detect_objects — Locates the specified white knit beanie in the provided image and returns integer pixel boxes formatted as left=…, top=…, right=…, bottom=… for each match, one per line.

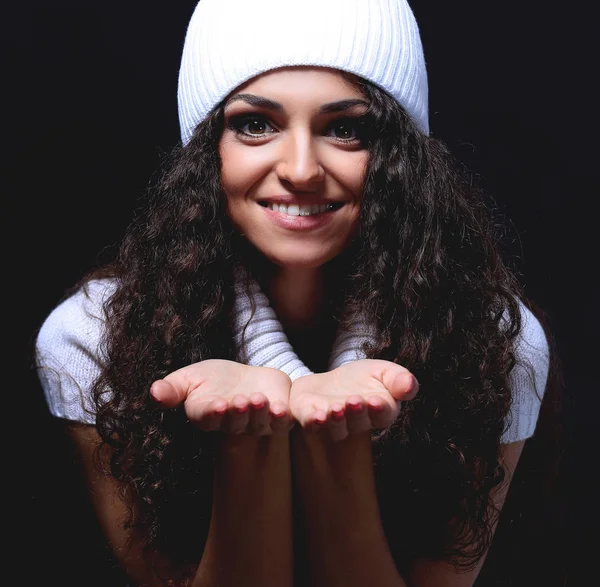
left=177, top=0, right=429, bottom=145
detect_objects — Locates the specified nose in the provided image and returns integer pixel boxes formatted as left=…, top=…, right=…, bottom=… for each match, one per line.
left=274, top=130, right=325, bottom=188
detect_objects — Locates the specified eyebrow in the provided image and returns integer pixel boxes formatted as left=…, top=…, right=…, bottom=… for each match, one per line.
left=224, top=94, right=369, bottom=114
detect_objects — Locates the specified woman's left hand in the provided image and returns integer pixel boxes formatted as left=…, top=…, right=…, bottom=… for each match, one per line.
left=289, top=359, right=419, bottom=441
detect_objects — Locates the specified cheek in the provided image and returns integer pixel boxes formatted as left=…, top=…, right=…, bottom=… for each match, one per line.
left=220, top=143, right=271, bottom=198
left=351, top=163, right=367, bottom=195
left=322, top=148, right=368, bottom=195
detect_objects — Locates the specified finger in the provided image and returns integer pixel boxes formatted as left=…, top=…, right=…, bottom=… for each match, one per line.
left=344, top=396, right=372, bottom=435
left=380, top=365, right=419, bottom=402
left=269, top=401, right=294, bottom=434
left=248, top=393, right=271, bottom=435
left=299, top=407, right=328, bottom=432
left=152, top=365, right=213, bottom=407
left=325, top=405, right=349, bottom=442
left=330, top=403, right=345, bottom=421
left=195, top=399, right=228, bottom=431
left=182, top=395, right=228, bottom=422
left=224, top=395, right=251, bottom=434
left=150, top=379, right=188, bottom=408
left=365, top=395, right=397, bottom=429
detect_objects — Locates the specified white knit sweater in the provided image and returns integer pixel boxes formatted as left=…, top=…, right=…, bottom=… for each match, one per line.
left=35, top=277, right=549, bottom=443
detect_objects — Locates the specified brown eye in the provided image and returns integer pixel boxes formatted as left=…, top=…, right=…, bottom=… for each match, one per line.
left=332, top=122, right=357, bottom=140
left=327, top=117, right=366, bottom=143
left=227, top=114, right=276, bottom=139
left=247, top=119, right=268, bottom=134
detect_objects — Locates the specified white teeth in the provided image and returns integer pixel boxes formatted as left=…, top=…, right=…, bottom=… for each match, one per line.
left=265, top=202, right=340, bottom=216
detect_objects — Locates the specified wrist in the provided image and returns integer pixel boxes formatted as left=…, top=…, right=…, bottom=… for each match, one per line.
left=291, top=427, right=374, bottom=485
left=216, top=433, right=291, bottom=475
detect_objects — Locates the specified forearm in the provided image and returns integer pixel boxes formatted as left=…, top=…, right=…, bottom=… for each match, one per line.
left=291, top=429, right=407, bottom=587
left=193, top=434, right=293, bottom=587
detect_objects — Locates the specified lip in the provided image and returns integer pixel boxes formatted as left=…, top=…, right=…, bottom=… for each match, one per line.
left=259, top=202, right=341, bottom=231
left=257, top=196, right=341, bottom=206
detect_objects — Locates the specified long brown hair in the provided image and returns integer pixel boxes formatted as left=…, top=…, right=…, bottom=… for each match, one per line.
left=78, top=73, right=565, bottom=582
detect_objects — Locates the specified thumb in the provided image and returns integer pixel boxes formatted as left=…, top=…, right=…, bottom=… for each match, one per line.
left=150, top=378, right=190, bottom=408
left=380, top=363, right=419, bottom=402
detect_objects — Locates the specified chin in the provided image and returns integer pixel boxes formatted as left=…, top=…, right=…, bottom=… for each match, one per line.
left=262, top=249, right=341, bottom=270
left=270, top=256, right=331, bottom=270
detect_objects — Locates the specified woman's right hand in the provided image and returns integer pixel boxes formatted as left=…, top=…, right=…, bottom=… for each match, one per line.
left=149, top=359, right=293, bottom=435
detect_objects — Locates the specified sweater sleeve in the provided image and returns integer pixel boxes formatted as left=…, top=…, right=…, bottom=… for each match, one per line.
left=500, top=301, right=550, bottom=443
left=328, top=301, right=550, bottom=444
left=34, top=279, right=117, bottom=424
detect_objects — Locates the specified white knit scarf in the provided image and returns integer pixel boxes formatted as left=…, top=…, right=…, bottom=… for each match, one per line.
left=232, top=270, right=376, bottom=380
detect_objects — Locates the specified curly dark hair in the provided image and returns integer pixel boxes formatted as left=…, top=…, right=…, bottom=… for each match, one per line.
left=79, top=72, right=564, bottom=582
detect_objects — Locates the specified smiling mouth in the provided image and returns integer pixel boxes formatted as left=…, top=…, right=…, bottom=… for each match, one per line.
left=258, top=201, right=344, bottom=216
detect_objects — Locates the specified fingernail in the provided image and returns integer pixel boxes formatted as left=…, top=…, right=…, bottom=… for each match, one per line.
left=368, top=402, right=384, bottom=412
left=409, top=375, right=419, bottom=394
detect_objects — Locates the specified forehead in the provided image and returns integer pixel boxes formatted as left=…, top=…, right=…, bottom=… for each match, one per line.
left=225, top=66, right=366, bottom=107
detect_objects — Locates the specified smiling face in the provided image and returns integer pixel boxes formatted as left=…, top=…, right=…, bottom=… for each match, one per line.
left=219, top=67, right=369, bottom=270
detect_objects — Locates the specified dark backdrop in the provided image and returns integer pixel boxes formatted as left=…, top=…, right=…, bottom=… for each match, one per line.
left=8, top=1, right=596, bottom=585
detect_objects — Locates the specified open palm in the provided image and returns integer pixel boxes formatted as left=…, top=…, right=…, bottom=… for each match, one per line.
left=150, top=359, right=293, bottom=435
left=289, top=359, right=418, bottom=441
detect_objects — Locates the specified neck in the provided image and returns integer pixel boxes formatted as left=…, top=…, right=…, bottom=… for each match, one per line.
left=267, top=266, right=326, bottom=332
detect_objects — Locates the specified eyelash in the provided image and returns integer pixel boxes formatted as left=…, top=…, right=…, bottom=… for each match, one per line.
left=226, top=114, right=366, bottom=144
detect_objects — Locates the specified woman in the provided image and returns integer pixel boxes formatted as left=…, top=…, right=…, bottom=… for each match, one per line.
left=34, top=1, right=563, bottom=586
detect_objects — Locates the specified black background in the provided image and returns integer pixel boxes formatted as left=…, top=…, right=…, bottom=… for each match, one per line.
left=7, top=1, right=597, bottom=585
